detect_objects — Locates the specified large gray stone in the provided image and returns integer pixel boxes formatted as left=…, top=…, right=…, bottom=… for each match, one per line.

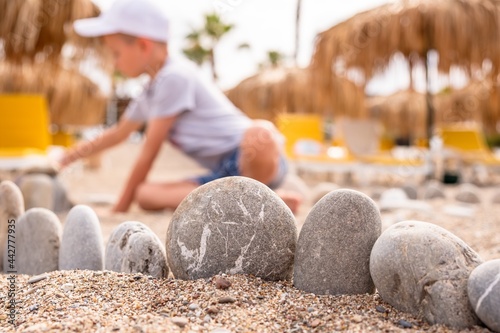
left=17, top=174, right=54, bottom=210
left=370, top=221, right=483, bottom=328
left=0, top=181, right=25, bottom=273
left=468, top=259, right=500, bottom=332
left=106, top=221, right=168, bottom=278
left=294, top=189, right=381, bottom=295
left=59, top=205, right=104, bottom=271
left=455, top=183, right=481, bottom=204
left=16, top=208, right=62, bottom=275
left=166, top=176, right=297, bottom=281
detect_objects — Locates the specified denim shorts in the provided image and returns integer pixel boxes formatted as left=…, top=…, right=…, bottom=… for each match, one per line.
left=194, top=148, right=288, bottom=189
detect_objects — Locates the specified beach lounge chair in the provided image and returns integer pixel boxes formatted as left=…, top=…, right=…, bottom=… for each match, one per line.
left=276, top=113, right=357, bottom=177
left=439, top=123, right=500, bottom=166
left=340, top=118, right=431, bottom=183
left=0, top=94, right=53, bottom=170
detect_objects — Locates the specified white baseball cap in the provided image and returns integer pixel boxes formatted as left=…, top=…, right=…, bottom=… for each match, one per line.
left=74, top=0, right=170, bottom=43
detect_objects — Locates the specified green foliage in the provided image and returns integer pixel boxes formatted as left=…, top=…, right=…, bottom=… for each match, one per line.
left=182, top=13, right=233, bottom=81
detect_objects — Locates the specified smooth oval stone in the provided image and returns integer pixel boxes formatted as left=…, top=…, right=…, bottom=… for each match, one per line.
left=294, top=189, right=381, bottom=295
left=455, top=183, right=481, bottom=204
left=16, top=208, right=62, bottom=275
left=0, top=181, right=25, bottom=272
left=400, top=185, right=418, bottom=200
left=468, top=259, right=500, bottom=332
left=370, top=220, right=483, bottom=328
left=52, top=177, right=73, bottom=213
left=166, top=176, right=297, bottom=281
left=59, top=205, right=104, bottom=271
left=106, top=221, right=168, bottom=278
left=17, top=173, right=54, bottom=210
left=423, top=180, right=446, bottom=200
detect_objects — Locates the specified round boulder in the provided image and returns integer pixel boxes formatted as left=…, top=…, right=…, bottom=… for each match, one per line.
left=166, top=176, right=297, bottom=281
left=294, top=189, right=381, bottom=295
left=370, top=220, right=483, bottom=328
left=106, top=221, right=168, bottom=278
left=59, top=205, right=104, bottom=271
left=468, top=259, right=500, bottom=332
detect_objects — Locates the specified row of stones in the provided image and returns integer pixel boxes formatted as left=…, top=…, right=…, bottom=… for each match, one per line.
left=1, top=176, right=499, bottom=332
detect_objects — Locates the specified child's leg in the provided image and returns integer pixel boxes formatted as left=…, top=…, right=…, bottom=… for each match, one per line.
left=239, top=120, right=302, bottom=213
left=135, top=180, right=199, bottom=211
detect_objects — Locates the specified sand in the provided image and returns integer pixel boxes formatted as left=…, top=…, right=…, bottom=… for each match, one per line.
left=1, top=140, right=499, bottom=332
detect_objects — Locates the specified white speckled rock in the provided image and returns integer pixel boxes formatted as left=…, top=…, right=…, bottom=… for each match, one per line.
left=370, top=220, right=483, bottom=328
left=166, top=176, right=297, bottom=281
left=455, top=183, right=481, bottom=204
left=59, top=205, right=104, bottom=271
left=16, top=208, right=62, bottom=275
left=0, top=181, right=25, bottom=273
left=17, top=173, right=54, bottom=210
left=106, top=221, right=168, bottom=278
left=294, top=189, right=381, bottom=295
left=468, top=259, right=500, bottom=332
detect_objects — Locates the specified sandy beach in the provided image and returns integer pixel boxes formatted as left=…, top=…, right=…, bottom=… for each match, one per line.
left=1, top=140, right=499, bottom=332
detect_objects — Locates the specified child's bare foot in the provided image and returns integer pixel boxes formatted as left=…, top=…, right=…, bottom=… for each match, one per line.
left=275, top=189, right=303, bottom=214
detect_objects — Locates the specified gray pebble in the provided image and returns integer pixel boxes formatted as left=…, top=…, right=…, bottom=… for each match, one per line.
left=370, top=221, right=482, bottom=328
left=16, top=208, right=62, bottom=275
left=0, top=181, right=24, bottom=272
left=423, top=180, right=446, bottom=200
left=294, top=189, right=381, bottom=295
left=455, top=183, right=481, bottom=204
left=166, top=177, right=297, bottom=281
left=59, top=205, right=104, bottom=271
left=400, top=184, right=418, bottom=200
left=468, top=259, right=500, bottom=332
left=18, top=173, right=54, bottom=210
left=106, top=221, right=168, bottom=278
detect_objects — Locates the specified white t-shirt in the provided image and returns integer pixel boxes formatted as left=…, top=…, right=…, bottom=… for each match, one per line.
left=124, top=57, right=252, bottom=170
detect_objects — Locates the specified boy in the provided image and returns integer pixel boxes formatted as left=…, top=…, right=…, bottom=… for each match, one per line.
left=61, top=0, right=300, bottom=213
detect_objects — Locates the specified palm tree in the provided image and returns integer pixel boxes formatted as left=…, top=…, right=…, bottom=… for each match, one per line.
left=258, top=50, right=285, bottom=70
left=294, top=0, right=302, bottom=65
left=183, top=13, right=233, bottom=82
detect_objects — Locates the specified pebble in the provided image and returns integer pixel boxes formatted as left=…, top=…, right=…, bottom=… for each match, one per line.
left=17, top=173, right=54, bottom=210
left=105, top=221, right=169, bottom=278
left=166, top=177, right=297, bottom=281
left=59, top=205, right=104, bottom=271
left=28, top=273, right=49, bottom=284
left=352, top=315, right=363, bottom=323
left=188, top=303, right=199, bottom=311
left=16, top=208, right=62, bottom=275
left=0, top=181, right=24, bottom=273
left=218, top=296, right=236, bottom=304
left=206, top=306, right=219, bottom=314
left=455, top=183, right=481, bottom=204
left=294, top=189, right=381, bottom=295
left=375, top=305, right=387, bottom=313
left=203, top=315, right=212, bottom=323
left=171, top=316, right=189, bottom=328
left=214, top=277, right=231, bottom=290
left=210, top=329, right=231, bottom=333
left=310, top=319, right=322, bottom=328
left=400, top=184, right=418, bottom=200
left=398, top=319, right=413, bottom=328
left=423, top=180, right=446, bottom=200
left=370, top=220, right=483, bottom=328
left=62, top=283, right=75, bottom=292
left=467, top=259, right=500, bottom=332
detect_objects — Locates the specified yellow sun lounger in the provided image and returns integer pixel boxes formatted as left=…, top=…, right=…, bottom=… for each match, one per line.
left=0, top=94, right=53, bottom=170
left=276, top=113, right=358, bottom=174
left=439, top=124, right=500, bottom=166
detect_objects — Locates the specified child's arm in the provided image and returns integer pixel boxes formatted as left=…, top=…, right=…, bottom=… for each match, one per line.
left=59, top=118, right=143, bottom=168
left=112, top=116, right=176, bottom=212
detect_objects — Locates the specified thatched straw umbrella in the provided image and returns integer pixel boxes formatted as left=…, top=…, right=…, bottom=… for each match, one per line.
left=0, top=0, right=111, bottom=126
left=225, top=67, right=366, bottom=122
left=366, top=81, right=500, bottom=142
left=312, top=0, right=500, bottom=142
